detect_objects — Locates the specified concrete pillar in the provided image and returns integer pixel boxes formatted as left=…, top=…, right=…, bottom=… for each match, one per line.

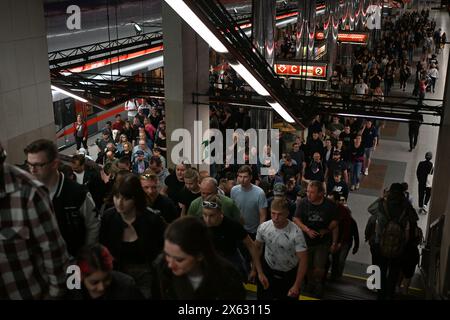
left=162, top=2, right=209, bottom=170
left=252, top=0, right=276, bottom=66
left=426, top=49, right=450, bottom=297
left=0, top=0, right=55, bottom=164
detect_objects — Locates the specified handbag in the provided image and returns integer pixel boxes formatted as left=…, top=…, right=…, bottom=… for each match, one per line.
left=426, top=166, right=434, bottom=188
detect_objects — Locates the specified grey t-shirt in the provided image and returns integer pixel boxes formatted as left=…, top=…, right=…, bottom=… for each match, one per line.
left=231, top=184, right=267, bottom=234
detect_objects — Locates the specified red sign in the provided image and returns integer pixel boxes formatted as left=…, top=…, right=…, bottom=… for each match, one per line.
left=337, top=33, right=368, bottom=44
left=315, top=32, right=368, bottom=44
left=274, top=64, right=327, bottom=79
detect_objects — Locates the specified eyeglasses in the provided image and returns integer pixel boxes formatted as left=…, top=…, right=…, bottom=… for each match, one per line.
left=26, top=160, right=52, bottom=169
left=202, top=201, right=220, bottom=209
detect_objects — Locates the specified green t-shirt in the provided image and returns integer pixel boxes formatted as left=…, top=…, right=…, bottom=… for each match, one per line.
left=187, top=195, right=241, bottom=222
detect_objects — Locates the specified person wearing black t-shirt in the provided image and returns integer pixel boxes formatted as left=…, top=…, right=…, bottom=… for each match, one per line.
left=293, top=181, right=338, bottom=297
left=140, top=173, right=179, bottom=223
left=163, top=163, right=188, bottom=210
left=305, top=132, right=324, bottom=163
left=327, top=171, right=349, bottom=200
left=325, top=150, right=348, bottom=185
left=179, top=168, right=201, bottom=216
left=279, top=154, right=300, bottom=184
left=339, top=125, right=353, bottom=149
left=202, top=195, right=268, bottom=286
left=303, top=152, right=326, bottom=190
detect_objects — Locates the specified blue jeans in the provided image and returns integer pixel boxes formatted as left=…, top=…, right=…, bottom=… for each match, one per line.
left=352, top=162, right=362, bottom=186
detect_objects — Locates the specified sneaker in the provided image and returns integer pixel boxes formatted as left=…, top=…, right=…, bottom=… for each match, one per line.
left=356, top=183, right=360, bottom=190
left=423, top=205, right=428, bottom=213
left=364, top=168, right=369, bottom=176
left=350, top=185, right=355, bottom=191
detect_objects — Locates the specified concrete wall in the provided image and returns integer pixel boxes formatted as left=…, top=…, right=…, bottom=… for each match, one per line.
left=0, top=0, right=55, bottom=164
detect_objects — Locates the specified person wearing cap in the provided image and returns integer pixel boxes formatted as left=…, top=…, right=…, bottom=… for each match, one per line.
left=132, top=150, right=149, bottom=175
left=201, top=194, right=268, bottom=286
left=327, top=170, right=349, bottom=201
left=267, top=182, right=297, bottom=221
left=416, top=151, right=434, bottom=214
left=132, top=139, right=152, bottom=164
left=325, top=150, right=348, bottom=186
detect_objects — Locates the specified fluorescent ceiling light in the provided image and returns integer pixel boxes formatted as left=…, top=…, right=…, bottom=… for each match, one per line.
left=268, top=101, right=295, bottom=123
left=51, top=85, right=88, bottom=103
left=133, top=22, right=143, bottom=34
left=164, top=0, right=228, bottom=53
left=230, top=62, right=270, bottom=96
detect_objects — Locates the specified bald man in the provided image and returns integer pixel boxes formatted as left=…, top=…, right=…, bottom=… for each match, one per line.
left=187, top=177, right=242, bottom=223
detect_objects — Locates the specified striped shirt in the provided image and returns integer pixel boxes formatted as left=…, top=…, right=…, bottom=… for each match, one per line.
left=0, top=163, right=69, bottom=299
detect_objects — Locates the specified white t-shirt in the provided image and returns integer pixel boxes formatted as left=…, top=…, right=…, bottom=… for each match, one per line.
left=125, top=100, right=138, bottom=118
left=256, top=220, right=307, bottom=272
left=354, top=83, right=368, bottom=95
left=188, top=274, right=204, bottom=291
left=428, top=68, right=439, bottom=78
left=74, top=171, right=85, bottom=185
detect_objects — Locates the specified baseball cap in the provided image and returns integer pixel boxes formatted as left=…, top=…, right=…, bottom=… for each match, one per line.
left=102, top=129, right=110, bottom=135
left=273, top=183, right=287, bottom=196
left=136, top=150, right=144, bottom=156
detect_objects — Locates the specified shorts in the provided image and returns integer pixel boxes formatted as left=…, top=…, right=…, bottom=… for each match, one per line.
left=308, top=243, right=330, bottom=271
left=364, top=147, right=374, bottom=159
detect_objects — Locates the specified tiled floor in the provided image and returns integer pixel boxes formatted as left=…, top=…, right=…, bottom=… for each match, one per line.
left=346, top=9, right=449, bottom=270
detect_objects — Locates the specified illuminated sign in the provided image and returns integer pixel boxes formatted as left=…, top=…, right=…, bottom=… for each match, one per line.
left=315, top=32, right=369, bottom=44
left=337, top=33, right=368, bottom=44
left=274, top=63, right=327, bottom=79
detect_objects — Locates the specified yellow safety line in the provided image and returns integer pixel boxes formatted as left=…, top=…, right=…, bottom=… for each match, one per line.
left=342, top=274, right=424, bottom=292
left=244, top=283, right=320, bottom=300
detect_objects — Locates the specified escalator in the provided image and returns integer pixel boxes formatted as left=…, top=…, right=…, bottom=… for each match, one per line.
left=174, top=0, right=318, bottom=128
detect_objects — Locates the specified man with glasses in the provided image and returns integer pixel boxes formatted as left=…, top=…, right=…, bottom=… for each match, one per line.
left=24, top=139, right=99, bottom=258
left=201, top=195, right=268, bottom=286
left=1, top=143, right=69, bottom=299
left=187, top=177, right=241, bottom=222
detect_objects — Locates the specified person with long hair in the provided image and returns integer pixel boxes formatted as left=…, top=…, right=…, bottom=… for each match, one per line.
left=152, top=216, right=246, bottom=300
left=66, top=244, right=143, bottom=300
left=100, top=173, right=166, bottom=298
left=73, top=114, right=88, bottom=152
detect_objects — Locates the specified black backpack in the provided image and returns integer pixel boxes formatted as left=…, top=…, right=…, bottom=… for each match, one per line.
left=379, top=201, right=408, bottom=259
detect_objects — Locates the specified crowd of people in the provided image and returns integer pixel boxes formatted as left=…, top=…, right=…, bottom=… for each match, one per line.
left=1, top=8, right=442, bottom=302
left=1, top=101, right=429, bottom=300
